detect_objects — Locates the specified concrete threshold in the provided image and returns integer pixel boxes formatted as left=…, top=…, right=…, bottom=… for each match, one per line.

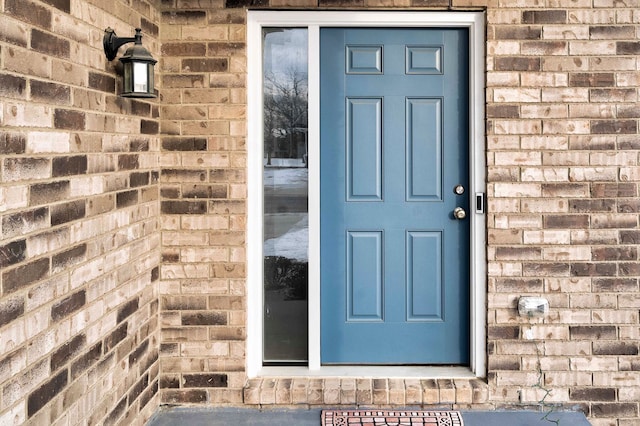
left=147, top=406, right=592, bottom=426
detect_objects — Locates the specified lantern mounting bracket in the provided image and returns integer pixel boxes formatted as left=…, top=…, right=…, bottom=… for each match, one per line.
left=103, top=27, right=141, bottom=61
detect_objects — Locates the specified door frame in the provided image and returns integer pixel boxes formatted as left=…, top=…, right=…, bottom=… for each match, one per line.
left=247, top=10, right=486, bottom=378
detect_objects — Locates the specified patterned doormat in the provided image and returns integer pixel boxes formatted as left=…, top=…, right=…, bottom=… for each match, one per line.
left=322, top=410, right=464, bottom=426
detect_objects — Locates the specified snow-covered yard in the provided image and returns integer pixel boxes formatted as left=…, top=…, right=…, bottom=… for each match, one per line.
left=263, top=164, right=309, bottom=262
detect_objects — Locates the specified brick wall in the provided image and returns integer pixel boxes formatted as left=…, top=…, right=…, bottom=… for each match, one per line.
left=486, top=3, right=640, bottom=425
left=0, top=0, right=161, bottom=425
left=2, top=0, right=640, bottom=425
left=157, top=1, right=640, bottom=425
left=157, top=2, right=248, bottom=406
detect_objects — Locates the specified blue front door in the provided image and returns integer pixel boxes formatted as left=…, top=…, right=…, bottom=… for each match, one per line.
left=320, top=28, right=470, bottom=364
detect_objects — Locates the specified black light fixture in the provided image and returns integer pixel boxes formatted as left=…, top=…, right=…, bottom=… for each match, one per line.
left=103, top=27, right=157, bottom=98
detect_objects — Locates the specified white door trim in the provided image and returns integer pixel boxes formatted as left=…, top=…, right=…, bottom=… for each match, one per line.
left=247, top=10, right=486, bottom=378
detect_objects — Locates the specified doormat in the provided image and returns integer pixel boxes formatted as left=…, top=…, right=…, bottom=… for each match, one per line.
left=322, top=410, right=464, bottom=426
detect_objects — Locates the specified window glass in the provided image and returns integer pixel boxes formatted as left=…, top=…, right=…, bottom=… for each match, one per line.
left=262, top=28, right=309, bottom=364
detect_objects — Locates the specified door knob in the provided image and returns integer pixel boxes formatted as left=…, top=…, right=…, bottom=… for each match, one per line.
left=453, top=207, right=466, bottom=220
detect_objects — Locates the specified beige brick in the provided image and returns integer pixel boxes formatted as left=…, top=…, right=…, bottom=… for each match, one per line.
left=493, top=120, right=542, bottom=135
left=590, top=56, right=637, bottom=71
left=545, top=371, right=592, bottom=387
left=521, top=168, right=568, bottom=182
left=489, top=229, right=522, bottom=245
left=340, top=379, right=356, bottom=404
left=568, top=104, right=615, bottom=119
left=547, top=277, right=591, bottom=293
left=568, top=9, right=615, bottom=24
left=495, top=341, right=539, bottom=356
left=454, top=380, right=473, bottom=404
left=373, top=379, right=389, bottom=405
left=494, top=309, right=519, bottom=323
left=496, top=371, right=540, bottom=387
left=543, top=246, right=590, bottom=261
left=290, top=379, right=308, bottom=404
left=487, top=41, right=521, bottom=55
left=520, top=104, right=567, bottom=119
left=543, top=151, right=590, bottom=166
left=495, top=152, right=541, bottom=166
left=617, top=72, right=640, bottom=87
left=522, top=325, right=569, bottom=340
left=542, top=25, right=589, bottom=40
left=3, top=103, right=53, bottom=128
left=620, top=167, right=640, bottom=182
left=307, top=379, right=323, bottom=404
left=180, top=247, right=228, bottom=263
left=486, top=72, right=520, bottom=87
left=388, top=379, right=405, bottom=405
left=0, top=401, right=26, bottom=425
left=487, top=136, right=520, bottom=151
left=594, top=372, right=640, bottom=387
left=0, top=185, right=29, bottom=213
left=569, top=167, right=617, bottom=182
left=569, top=41, right=616, bottom=55
left=404, top=379, right=421, bottom=405
left=521, top=135, right=568, bottom=150
left=592, top=310, right=639, bottom=324
left=522, top=355, right=570, bottom=371
left=259, top=378, right=277, bottom=404
left=437, top=379, right=456, bottom=404
left=419, top=379, right=437, bottom=404
left=3, top=46, right=51, bottom=78
left=493, top=214, right=543, bottom=230
left=494, top=183, right=542, bottom=197
left=487, top=10, right=522, bottom=24
left=523, top=230, right=571, bottom=245
left=488, top=262, right=523, bottom=277
left=356, top=379, right=373, bottom=405
left=571, top=357, right=620, bottom=372
left=519, top=387, right=569, bottom=403
left=541, top=88, right=589, bottom=103
left=542, top=58, right=590, bottom=75
left=323, top=378, right=340, bottom=404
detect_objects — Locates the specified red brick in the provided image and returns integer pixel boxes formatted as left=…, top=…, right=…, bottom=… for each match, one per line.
left=570, top=387, right=616, bottom=401
left=522, top=10, right=566, bottom=24
left=2, top=258, right=50, bottom=294
left=51, top=290, right=86, bottom=321
left=0, top=73, right=27, bottom=98
left=5, top=0, right=51, bottom=29
left=183, top=374, right=228, bottom=388
left=570, top=326, right=617, bottom=340
left=27, top=369, right=68, bottom=417
left=161, top=43, right=207, bottom=56
left=31, top=28, right=69, bottom=58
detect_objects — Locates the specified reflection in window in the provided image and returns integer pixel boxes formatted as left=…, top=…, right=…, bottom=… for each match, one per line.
left=262, top=28, right=309, bottom=365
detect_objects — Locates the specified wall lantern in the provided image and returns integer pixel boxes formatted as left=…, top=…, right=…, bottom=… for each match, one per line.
left=103, top=27, right=157, bottom=98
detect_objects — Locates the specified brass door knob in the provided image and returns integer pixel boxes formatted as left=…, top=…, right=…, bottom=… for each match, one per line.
left=453, top=207, right=467, bottom=220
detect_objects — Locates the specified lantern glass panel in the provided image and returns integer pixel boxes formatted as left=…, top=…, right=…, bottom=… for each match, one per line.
left=133, top=62, right=148, bottom=93
left=123, top=62, right=133, bottom=93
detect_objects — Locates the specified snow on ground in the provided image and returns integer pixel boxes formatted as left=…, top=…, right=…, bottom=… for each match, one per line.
left=263, top=167, right=308, bottom=189
left=265, top=158, right=306, bottom=167
left=263, top=215, right=308, bottom=262
left=263, top=161, right=309, bottom=262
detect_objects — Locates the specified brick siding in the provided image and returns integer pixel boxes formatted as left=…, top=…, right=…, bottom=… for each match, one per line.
left=2, top=0, right=640, bottom=425
left=0, top=1, right=161, bottom=425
